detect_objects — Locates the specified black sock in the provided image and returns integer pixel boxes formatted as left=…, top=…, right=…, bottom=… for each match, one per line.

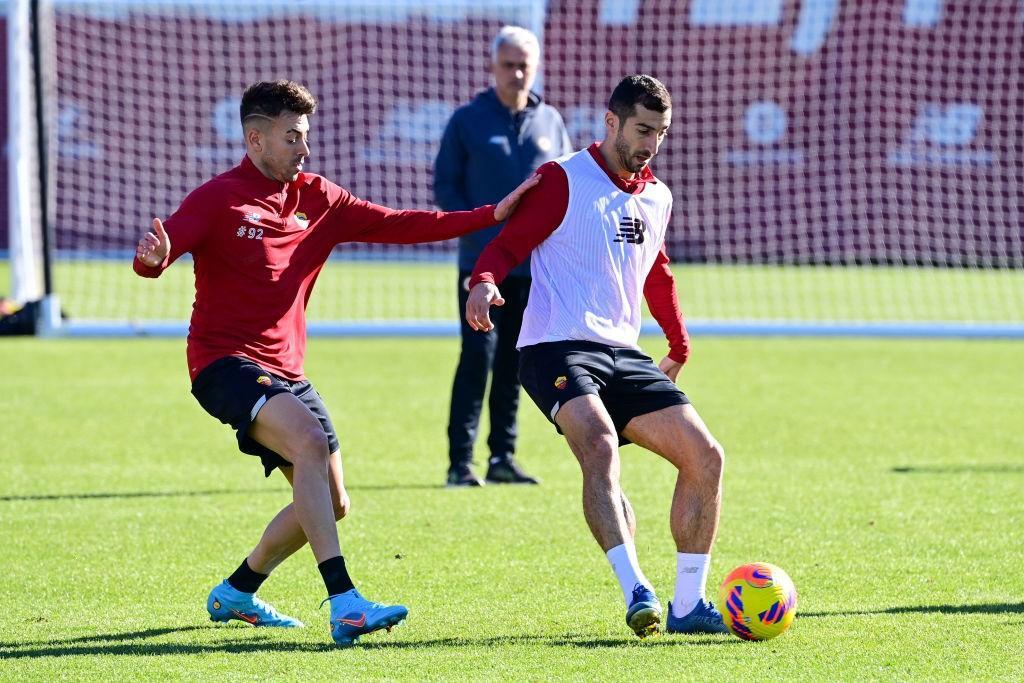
left=226, top=558, right=268, bottom=594
left=318, top=555, right=355, bottom=597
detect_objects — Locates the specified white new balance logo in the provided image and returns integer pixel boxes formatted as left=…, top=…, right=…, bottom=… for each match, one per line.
left=888, top=103, right=991, bottom=166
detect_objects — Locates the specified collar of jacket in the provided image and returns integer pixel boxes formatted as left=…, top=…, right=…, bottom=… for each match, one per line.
left=481, top=87, right=542, bottom=114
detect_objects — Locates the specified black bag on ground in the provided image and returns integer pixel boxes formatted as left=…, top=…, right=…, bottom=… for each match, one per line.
left=0, top=300, right=38, bottom=335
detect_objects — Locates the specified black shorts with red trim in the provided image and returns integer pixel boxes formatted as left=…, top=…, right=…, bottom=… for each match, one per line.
left=517, top=340, right=689, bottom=445
left=190, top=356, right=341, bottom=476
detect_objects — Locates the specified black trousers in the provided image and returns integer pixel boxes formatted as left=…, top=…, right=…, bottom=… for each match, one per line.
left=447, top=272, right=531, bottom=471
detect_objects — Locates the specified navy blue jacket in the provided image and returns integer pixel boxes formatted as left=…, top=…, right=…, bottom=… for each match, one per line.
left=434, top=88, right=572, bottom=276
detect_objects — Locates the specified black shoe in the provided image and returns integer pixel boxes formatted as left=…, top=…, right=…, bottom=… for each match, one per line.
left=446, top=467, right=485, bottom=488
left=485, top=458, right=539, bottom=485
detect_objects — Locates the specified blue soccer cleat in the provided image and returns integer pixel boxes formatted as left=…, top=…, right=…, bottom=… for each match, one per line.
left=666, top=598, right=730, bottom=634
left=207, top=580, right=304, bottom=628
left=326, top=589, right=409, bottom=646
left=625, top=583, right=662, bottom=638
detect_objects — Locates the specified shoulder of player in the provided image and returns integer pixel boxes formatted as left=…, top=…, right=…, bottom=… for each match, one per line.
left=185, top=170, right=262, bottom=207
left=178, top=172, right=233, bottom=207
left=524, top=162, right=569, bottom=205
left=534, top=160, right=571, bottom=185
left=188, top=168, right=339, bottom=202
left=294, top=172, right=355, bottom=206
left=207, top=165, right=265, bottom=194
left=550, top=148, right=591, bottom=173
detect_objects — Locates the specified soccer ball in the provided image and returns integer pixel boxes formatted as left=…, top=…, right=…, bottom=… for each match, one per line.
left=717, top=562, right=798, bottom=640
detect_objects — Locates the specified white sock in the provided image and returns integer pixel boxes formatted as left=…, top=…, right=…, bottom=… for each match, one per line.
left=672, top=552, right=710, bottom=618
left=606, top=543, right=653, bottom=605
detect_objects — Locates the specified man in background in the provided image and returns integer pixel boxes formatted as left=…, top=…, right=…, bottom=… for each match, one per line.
left=434, top=25, right=572, bottom=487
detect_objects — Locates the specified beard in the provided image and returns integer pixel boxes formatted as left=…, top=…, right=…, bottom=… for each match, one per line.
left=614, top=131, right=649, bottom=174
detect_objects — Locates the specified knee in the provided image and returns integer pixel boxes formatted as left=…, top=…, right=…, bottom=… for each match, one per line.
left=710, top=441, right=725, bottom=477
left=283, top=427, right=330, bottom=466
left=671, top=439, right=724, bottom=481
left=573, top=430, right=621, bottom=479
left=695, top=441, right=725, bottom=482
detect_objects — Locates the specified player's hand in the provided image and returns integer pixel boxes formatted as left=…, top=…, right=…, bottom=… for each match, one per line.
left=493, top=173, right=541, bottom=223
left=658, top=355, right=683, bottom=382
left=466, top=282, right=505, bottom=332
left=136, top=218, right=170, bottom=267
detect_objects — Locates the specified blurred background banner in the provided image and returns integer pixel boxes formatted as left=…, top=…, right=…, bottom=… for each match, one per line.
left=3, top=0, right=1022, bottom=329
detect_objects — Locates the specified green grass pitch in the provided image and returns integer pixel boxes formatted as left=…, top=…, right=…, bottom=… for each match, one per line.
left=3, top=259, right=1023, bottom=323
left=1, top=336, right=1022, bottom=680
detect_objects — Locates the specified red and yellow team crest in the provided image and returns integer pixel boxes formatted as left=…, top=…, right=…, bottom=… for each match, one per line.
left=256, top=375, right=272, bottom=386
left=294, top=212, right=310, bottom=230
left=553, top=375, right=568, bottom=390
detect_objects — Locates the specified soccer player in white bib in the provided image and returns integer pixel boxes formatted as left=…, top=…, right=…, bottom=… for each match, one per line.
left=465, top=75, right=728, bottom=638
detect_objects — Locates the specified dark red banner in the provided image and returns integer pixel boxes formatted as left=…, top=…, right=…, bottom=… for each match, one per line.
left=1, top=1, right=1021, bottom=267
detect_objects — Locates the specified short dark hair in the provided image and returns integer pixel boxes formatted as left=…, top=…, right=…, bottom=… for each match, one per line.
left=240, top=80, right=317, bottom=125
left=607, top=74, right=671, bottom=121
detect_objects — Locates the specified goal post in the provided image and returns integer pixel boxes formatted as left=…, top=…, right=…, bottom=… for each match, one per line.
left=6, top=0, right=62, bottom=335
left=7, top=0, right=1024, bottom=338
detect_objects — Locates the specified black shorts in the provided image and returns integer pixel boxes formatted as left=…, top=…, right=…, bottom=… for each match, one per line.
left=190, top=356, right=341, bottom=477
left=518, top=340, right=689, bottom=445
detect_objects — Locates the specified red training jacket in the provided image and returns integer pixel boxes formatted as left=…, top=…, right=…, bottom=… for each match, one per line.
left=134, top=156, right=496, bottom=381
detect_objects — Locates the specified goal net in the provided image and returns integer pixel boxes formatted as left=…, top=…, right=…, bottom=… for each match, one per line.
left=7, top=0, right=1024, bottom=335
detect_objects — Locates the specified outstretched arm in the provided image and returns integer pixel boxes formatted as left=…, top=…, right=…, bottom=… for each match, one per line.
left=644, top=243, right=690, bottom=381
left=330, top=175, right=539, bottom=245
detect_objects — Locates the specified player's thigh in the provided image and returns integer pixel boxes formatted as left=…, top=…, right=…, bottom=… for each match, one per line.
left=519, top=341, right=612, bottom=427
left=292, top=381, right=342, bottom=463
left=621, top=403, right=721, bottom=471
left=248, top=392, right=328, bottom=464
left=555, top=394, right=620, bottom=470
left=555, top=393, right=618, bottom=440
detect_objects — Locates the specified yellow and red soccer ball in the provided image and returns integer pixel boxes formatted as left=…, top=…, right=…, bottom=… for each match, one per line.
left=717, top=562, right=798, bottom=640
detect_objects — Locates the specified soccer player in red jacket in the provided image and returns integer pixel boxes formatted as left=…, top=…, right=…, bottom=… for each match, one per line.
left=466, top=75, right=728, bottom=638
left=134, top=80, right=537, bottom=646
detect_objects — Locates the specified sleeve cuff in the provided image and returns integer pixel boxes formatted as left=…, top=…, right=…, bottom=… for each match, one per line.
left=476, top=204, right=497, bottom=225
left=133, top=256, right=165, bottom=278
left=667, top=345, right=689, bottom=365
left=468, top=272, right=495, bottom=288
